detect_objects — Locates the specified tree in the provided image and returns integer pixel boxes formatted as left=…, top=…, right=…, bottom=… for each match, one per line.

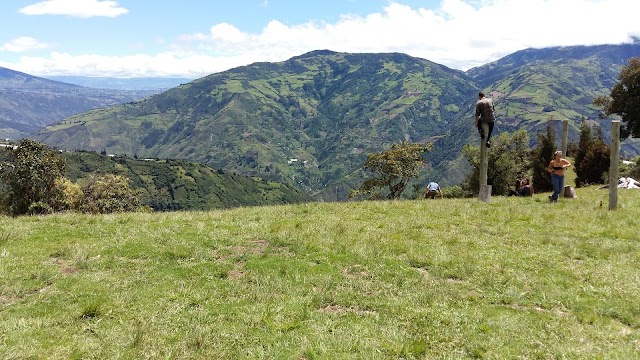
left=593, top=57, right=640, bottom=138
left=530, top=123, right=557, bottom=192
left=462, top=129, right=531, bottom=195
left=350, top=140, right=432, bottom=200
left=0, top=139, right=66, bottom=215
left=574, top=122, right=610, bottom=187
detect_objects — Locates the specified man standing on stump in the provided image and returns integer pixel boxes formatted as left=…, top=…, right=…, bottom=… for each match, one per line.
left=475, top=92, right=495, bottom=148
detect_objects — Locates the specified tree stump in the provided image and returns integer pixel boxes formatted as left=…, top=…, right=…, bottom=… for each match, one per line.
left=479, top=185, right=492, bottom=202
left=563, top=185, right=577, bottom=199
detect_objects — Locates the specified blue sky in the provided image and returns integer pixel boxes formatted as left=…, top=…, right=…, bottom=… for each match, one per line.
left=1, top=0, right=639, bottom=78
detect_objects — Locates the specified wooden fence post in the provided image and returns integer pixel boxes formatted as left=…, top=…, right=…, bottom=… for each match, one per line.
left=479, top=122, right=491, bottom=202
left=609, top=120, right=620, bottom=210
left=562, top=120, right=569, bottom=156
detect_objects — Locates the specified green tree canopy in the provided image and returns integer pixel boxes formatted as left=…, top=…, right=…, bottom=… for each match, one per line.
left=574, top=122, right=610, bottom=187
left=530, top=123, right=557, bottom=193
left=463, top=129, right=531, bottom=196
left=350, top=140, right=432, bottom=200
left=0, top=139, right=66, bottom=215
left=593, top=57, right=640, bottom=138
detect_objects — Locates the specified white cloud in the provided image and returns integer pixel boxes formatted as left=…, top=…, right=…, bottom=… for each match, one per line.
left=1, top=52, right=244, bottom=78
left=6, top=0, right=640, bottom=77
left=19, top=0, right=128, bottom=18
left=0, top=37, right=51, bottom=53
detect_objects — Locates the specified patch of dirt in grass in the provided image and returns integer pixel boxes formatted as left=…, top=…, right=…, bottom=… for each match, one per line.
left=445, top=277, right=465, bottom=284
left=318, top=304, right=378, bottom=316
left=0, top=295, right=18, bottom=305
left=227, top=269, right=245, bottom=279
left=220, top=239, right=270, bottom=279
left=49, top=258, right=79, bottom=275
left=61, top=265, right=79, bottom=274
left=238, top=239, right=268, bottom=255
left=215, top=239, right=269, bottom=261
left=506, top=303, right=571, bottom=318
left=342, top=265, right=370, bottom=278
left=621, top=325, right=633, bottom=336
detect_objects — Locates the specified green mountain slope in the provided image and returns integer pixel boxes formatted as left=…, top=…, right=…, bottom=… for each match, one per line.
left=467, top=42, right=640, bottom=88
left=30, top=44, right=640, bottom=195
left=60, top=151, right=313, bottom=211
left=0, top=67, right=156, bottom=140
left=467, top=43, right=640, bottom=140
left=428, top=43, right=640, bottom=186
left=33, top=51, right=479, bottom=199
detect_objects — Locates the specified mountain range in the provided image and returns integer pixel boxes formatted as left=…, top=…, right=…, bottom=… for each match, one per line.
left=44, top=76, right=194, bottom=91
left=0, top=68, right=167, bottom=140
left=6, top=43, right=640, bottom=200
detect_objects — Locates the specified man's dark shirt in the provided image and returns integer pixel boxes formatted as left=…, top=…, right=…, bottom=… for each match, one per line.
left=476, top=98, right=495, bottom=122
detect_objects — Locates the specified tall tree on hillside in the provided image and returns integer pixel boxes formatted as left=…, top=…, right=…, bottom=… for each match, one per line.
left=593, top=57, right=640, bottom=138
left=462, top=129, right=531, bottom=196
left=0, top=139, right=66, bottom=215
left=350, top=140, right=432, bottom=200
left=530, top=123, right=557, bottom=192
left=574, top=122, right=610, bottom=187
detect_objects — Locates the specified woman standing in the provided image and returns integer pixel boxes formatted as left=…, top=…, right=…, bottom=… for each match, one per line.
left=547, top=151, right=572, bottom=202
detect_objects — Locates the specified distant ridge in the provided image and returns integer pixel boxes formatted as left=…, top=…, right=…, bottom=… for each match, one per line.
left=0, top=66, right=158, bottom=140
left=45, top=76, right=194, bottom=91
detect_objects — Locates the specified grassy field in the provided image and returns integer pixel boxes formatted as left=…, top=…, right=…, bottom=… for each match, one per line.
left=1, top=187, right=639, bottom=359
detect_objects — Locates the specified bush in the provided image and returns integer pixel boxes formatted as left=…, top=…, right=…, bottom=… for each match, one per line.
left=442, top=185, right=472, bottom=198
left=80, top=174, right=141, bottom=214
left=28, top=202, right=53, bottom=215
left=51, top=178, right=84, bottom=211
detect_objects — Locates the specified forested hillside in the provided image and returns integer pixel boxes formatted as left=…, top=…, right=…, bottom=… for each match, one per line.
left=60, top=151, right=313, bottom=211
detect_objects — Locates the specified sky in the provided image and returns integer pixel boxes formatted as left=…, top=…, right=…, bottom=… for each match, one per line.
left=1, top=0, right=639, bottom=79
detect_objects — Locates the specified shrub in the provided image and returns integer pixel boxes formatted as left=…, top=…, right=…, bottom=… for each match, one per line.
left=80, top=174, right=141, bottom=214
left=442, top=185, right=472, bottom=199
left=51, top=178, right=84, bottom=211
left=28, top=202, right=53, bottom=215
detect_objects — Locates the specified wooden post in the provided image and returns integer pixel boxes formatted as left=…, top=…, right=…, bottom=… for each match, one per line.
left=609, top=120, right=620, bottom=210
left=479, top=184, right=492, bottom=202
left=479, top=122, right=488, bottom=186
left=562, top=120, right=569, bottom=156
left=479, top=122, right=491, bottom=202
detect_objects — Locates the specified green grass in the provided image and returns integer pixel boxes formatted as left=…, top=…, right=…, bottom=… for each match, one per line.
left=1, top=188, right=639, bottom=359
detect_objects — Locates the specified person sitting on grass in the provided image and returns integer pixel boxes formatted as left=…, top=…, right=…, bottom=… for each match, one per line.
left=508, top=178, right=533, bottom=197
left=518, top=178, right=533, bottom=196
